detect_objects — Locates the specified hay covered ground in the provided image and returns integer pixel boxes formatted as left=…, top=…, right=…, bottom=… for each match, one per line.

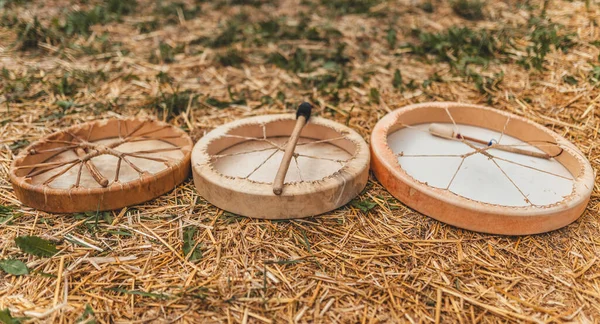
left=1, top=0, right=599, bottom=322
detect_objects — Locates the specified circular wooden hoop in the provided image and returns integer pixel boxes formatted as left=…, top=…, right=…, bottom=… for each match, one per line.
left=370, top=102, right=594, bottom=235
left=192, top=114, right=370, bottom=219
left=10, top=118, right=193, bottom=213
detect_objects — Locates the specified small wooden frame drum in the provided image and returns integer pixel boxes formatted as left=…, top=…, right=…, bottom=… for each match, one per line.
left=370, top=102, right=594, bottom=235
left=192, top=114, right=370, bottom=219
left=10, top=119, right=192, bottom=213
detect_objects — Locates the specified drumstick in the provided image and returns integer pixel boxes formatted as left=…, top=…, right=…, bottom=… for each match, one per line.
left=75, top=147, right=110, bottom=187
left=273, top=102, right=312, bottom=195
left=428, top=123, right=551, bottom=159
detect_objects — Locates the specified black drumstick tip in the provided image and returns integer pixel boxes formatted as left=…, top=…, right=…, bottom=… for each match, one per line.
left=296, top=102, right=312, bottom=121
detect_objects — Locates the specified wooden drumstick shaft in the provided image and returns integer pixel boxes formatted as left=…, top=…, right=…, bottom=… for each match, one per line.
left=273, top=102, right=312, bottom=195
left=428, top=124, right=551, bottom=159
left=462, top=134, right=550, bottom=159
left=75, top=147, right=110, bottom=187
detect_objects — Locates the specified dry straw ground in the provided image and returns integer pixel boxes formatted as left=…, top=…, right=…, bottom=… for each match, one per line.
left=1, top=0, right=600, bottom=322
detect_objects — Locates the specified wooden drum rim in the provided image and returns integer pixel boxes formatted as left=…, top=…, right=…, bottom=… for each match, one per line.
left=10, top=118, right=193, bottom=213
left=370, top=102, right=594, bottom=235
left=191, top=114, right=370, bottom=219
